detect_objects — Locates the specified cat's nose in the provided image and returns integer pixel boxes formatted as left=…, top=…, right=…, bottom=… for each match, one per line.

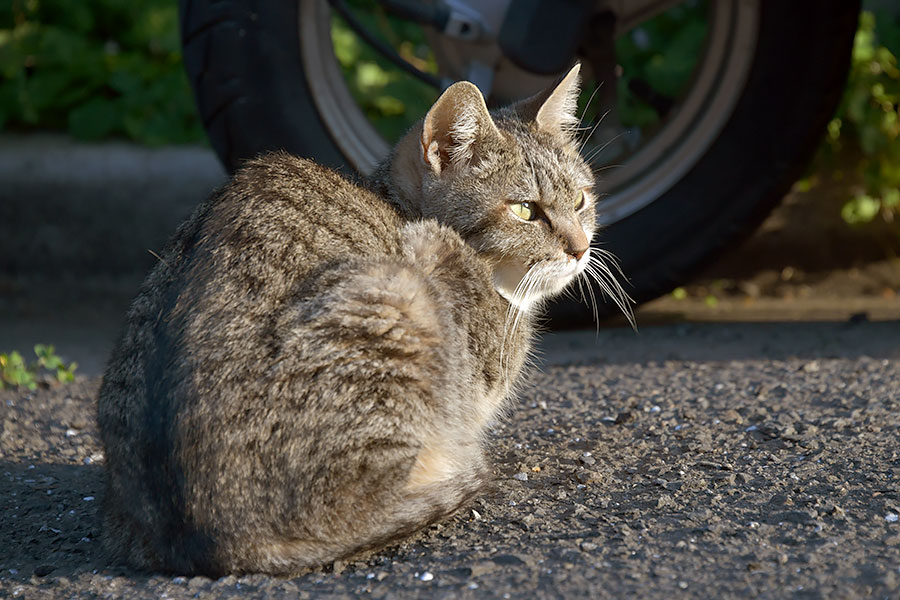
left=562, top=224, right=589, bottom=262
left=568, top=247, right=587, bottom=261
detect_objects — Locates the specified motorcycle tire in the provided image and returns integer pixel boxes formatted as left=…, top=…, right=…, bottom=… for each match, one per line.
left=179, top=0, right=860, bottom=325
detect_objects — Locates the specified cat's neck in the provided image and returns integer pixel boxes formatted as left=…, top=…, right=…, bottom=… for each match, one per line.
left=366, top=124, right=428, bottom=220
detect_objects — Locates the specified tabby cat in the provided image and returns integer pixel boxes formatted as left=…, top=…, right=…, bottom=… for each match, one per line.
left=98, top=64, right=626, bottom=575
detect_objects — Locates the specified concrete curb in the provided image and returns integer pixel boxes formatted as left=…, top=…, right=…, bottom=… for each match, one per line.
left=0, top=133, right=227, bottom=281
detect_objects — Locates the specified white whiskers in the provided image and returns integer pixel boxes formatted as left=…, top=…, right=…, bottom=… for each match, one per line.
left=496, top=246, right=635, bottom=400
left=578, top=108, right=611, bottom=154
left=581, top=248, right=636, bottom=330
left=499, top=263, right=544, bottom=395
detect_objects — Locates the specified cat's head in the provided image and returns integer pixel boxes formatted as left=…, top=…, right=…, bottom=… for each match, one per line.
left=392, top=64, right=598, bottom=311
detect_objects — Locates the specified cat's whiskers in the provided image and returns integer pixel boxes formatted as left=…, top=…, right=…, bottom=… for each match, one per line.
left=578, top=108, right=611, bottom=153
left=577, top=261, right=601, bottom=335
left=583, top=249, right=636, bottom=330
left=584, top=131, right=628, bottom=166
left=572, top=276, right=588, bottom=306
left=500, top=263, right=539, bottom=393
left=590, top=163, right=624, bottom=175
left=576, top=82, right=605, bottom=131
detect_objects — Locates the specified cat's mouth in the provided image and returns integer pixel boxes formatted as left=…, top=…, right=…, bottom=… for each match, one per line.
left=492, top=250, right=590, bottom=310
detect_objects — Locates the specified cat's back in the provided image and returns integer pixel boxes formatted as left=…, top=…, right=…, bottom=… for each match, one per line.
left=100, top=151, right=407, bottom=413
left=202, top=152, right=404, bottom=284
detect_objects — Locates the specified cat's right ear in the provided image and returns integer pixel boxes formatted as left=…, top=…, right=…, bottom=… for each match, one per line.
left=421, top=82, right=501, bottom=176
left=510, top=63, right=581, bottom=139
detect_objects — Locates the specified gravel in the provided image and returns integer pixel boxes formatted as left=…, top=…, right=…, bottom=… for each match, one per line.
left=1, top=321, right=898, bottom=598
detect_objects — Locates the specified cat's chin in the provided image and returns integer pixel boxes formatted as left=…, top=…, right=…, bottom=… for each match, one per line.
left=493, top=252, right=589, bottom=311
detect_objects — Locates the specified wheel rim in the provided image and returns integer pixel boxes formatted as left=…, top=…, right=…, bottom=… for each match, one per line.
left=298, top=0, right=759, bottom=224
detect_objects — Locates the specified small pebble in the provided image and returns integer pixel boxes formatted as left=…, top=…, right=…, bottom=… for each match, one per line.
left=82, top=496, right=94, bottom=502
left=886, top=513, right=899, bottom=523
left=34, top=565, right=56, bottom=577
left=419, top=572, right=433, bottom=582
left=512, top=473, right=528, bottom=482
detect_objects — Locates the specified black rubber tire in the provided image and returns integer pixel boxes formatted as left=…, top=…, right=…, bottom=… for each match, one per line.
left=179, top=0, right=860, bottom=324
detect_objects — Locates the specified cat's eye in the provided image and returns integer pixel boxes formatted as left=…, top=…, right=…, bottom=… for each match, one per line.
left=575, top=190, right=587, bottom=211
left=509, top=201, right=536, bottom=221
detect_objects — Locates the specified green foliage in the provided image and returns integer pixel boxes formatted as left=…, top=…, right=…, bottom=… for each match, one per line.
left=823, top=11, right=900, bottom=225
left=0, top=344, right=77, bottom=390
left=0, top=0, right=205, bottom=144
left=331, top=0, right=438, bottom=143
left=612, top=0, right=707, bottom=129
left=0, top=350, right=35, bottom=389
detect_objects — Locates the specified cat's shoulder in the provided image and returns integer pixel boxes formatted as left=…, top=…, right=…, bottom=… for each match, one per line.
left=232, top=151, right=366, bottom=198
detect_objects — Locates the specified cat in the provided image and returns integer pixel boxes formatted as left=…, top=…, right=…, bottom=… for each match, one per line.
left=97, top=63, right=626, bottom=576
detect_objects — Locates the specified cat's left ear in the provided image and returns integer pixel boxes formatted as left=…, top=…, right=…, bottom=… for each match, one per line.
left=514, top=63, right=582, bottom=138
left=421, top=81, right=502, bottom=176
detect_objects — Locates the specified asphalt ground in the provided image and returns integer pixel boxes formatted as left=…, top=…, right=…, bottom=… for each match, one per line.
left=1, top=320, right=899, bottom=599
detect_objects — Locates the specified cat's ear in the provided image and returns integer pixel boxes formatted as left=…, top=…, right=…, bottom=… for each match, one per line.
left=514, top=63, right=582, bottom=137
left=421, top=81, right=501, bottom=175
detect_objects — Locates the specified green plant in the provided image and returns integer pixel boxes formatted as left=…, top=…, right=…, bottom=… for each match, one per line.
left=822, top=11, right=900, bottom=225
left=612, top=0, right=707, bottom=129
left=0, top=0, right=204, bottom=144
left=332, top=0, right=439, bottom=143
left=0, top=344, right=77, bottom=390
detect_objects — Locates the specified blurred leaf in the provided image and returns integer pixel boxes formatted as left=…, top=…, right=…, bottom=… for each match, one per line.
left=0, top=350, right=36, bottom=390
left=793, top=177, right=814, bottom=193
left=56, top=362, right=77, bottom=383
left=842, top=194, right=882, bottom=224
